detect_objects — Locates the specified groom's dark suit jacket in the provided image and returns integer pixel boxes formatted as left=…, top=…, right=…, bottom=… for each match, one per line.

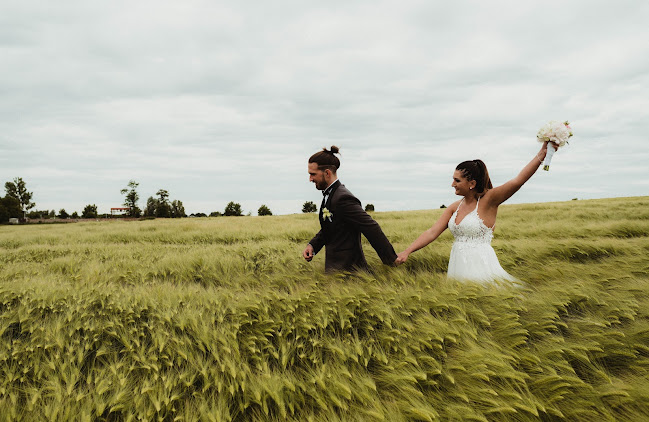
left=309, top=180, right=397, bottom=272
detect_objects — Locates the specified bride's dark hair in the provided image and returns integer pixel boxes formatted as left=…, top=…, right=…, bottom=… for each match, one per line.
left=456, top=159, right=492, bottom=194
left=309, top=146, right=341, bottom=173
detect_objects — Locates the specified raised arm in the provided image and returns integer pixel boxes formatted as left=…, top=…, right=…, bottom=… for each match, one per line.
left=395, top=203, right=457, bottom=264
left=487, top=141, right=556, bottom=206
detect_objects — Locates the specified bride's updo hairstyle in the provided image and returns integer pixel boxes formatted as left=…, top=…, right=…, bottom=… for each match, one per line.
left=456, top=159, right=493, bottom=194
left=309, top=146, right=341, bottom=173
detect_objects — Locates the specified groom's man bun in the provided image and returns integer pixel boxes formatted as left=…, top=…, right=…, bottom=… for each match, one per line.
left=309, top=146, right=341, bottom=173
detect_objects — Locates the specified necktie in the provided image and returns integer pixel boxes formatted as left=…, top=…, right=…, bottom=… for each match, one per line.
left=321, top=185, right=333, bottom=210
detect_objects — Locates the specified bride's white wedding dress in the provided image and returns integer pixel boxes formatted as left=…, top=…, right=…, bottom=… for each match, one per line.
left=447, top=197, right=519, bottom=285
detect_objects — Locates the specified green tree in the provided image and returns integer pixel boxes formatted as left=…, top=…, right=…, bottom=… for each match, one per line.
left=258, top=204, right=272, bottom=216
left=71, top=211, right=79, bottom=219
left=4, top=177, right=35, bottom=215
left=82, top=204, right=98, bottom=219
left=156, top=189, right=169, bottom=202
left=365, top=203, right=375, bottom=212
left=0, top=196, right=21, bottom=223
left=209, top=211, right=222, bottom=217
left=48, top=210, right=56, bottom=219
left=171, top=200, right=186, bottom=218
left=224, top=201, right=243, bottom=216
left=120, top=180, right=141, bottom=218
left=27, top=210, right=45, bottom=219
left=155, top=189, right=171, bottom=218
left=58, top=209, right=69, bottom=219
left=302, top=201, right=317, bottom=213
left=144, top=196, right=158, bottom=217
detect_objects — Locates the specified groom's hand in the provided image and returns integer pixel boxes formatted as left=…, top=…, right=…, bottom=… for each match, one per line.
left=303, top=244, right=315, bottom=262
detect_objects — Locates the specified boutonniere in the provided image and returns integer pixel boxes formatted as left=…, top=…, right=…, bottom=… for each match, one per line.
left=322, top=207, right=333, bottom=222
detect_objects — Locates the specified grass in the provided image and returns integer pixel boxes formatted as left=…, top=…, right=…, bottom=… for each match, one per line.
left=1, top=196, right=648, bottom=421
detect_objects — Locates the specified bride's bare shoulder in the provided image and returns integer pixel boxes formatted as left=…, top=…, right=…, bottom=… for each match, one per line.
left=448, top=199, right=463, bottom=212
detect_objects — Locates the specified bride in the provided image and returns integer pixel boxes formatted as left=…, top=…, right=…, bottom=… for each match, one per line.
left=395, top=141, right=557, bottom=284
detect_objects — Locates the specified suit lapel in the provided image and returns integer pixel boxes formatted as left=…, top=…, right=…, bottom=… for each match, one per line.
left=324, top=181, right=341, bottom=211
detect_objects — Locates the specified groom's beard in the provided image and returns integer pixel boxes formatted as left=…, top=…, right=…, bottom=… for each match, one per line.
left=315, top=180, right=327, bottom=190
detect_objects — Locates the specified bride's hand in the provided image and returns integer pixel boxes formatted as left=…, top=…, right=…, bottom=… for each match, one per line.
left=538, top=140, right=559, bottom=160
left=395, top=251, right=409, bottom=265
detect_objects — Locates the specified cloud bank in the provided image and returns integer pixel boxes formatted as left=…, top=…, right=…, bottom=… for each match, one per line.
left=1, top=1, right=648, bottom=215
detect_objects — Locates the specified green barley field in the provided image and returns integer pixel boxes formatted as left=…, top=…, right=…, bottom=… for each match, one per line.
left=1, top=196, right=649, bottom=421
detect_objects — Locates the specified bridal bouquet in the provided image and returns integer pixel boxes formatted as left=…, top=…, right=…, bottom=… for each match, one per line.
left=537, top=120, right=573, bottom=170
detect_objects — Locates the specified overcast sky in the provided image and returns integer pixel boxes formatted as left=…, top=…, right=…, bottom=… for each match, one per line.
left=2, top=1, right=648, bottom=216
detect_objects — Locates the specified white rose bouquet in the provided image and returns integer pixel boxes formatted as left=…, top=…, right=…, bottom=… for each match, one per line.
left=537, top=120, right=573, bottom=171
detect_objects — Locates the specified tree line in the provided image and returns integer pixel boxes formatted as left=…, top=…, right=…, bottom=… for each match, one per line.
left=1, top=177, right=378, bottom=223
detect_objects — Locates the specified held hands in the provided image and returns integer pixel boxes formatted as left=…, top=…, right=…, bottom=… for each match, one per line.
left=303, top=244, right=315, bottom=262
left=395, top=251, right=409, bottom=266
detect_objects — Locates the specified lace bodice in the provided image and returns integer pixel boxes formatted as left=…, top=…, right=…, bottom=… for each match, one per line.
left=446, top=198, right=518, bottom=285
left=448, top=198, right=493, bottom=245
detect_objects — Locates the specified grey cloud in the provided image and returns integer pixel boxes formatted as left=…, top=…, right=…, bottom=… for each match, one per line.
left=1, top=1, right=648, bottom=216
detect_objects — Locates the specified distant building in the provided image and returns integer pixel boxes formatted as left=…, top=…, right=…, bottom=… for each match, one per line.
left=110, top=207, right=130, bottom=216
left=9, top=218, right=19, bottom=225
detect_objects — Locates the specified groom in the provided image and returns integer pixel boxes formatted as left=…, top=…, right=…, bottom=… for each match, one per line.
left=302, top=146, right=398, bottom=272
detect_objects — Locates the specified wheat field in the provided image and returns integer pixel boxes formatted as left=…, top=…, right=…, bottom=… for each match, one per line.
left=1, top=196, right=648, bottom=421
